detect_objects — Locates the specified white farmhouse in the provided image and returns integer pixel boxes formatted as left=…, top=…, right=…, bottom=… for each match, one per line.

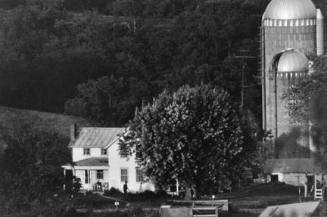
left=62, top=125, right=155, bottom=192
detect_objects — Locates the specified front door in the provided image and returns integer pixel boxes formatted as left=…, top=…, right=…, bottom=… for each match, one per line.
left=85, top=170, right=89, bottom=184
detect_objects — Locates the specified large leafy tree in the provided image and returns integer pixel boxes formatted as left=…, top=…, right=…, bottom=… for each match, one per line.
left=120, top=85, right=257, bottom=195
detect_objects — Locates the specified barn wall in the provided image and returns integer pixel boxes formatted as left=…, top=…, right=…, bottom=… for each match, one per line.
left=274, top=172, right=308, bottom=186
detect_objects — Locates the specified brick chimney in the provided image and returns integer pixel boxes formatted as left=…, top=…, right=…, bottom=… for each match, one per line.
left=70, top=123, right=78, bottom=142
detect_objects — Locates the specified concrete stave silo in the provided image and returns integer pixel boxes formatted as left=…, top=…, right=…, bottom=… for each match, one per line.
left=261, top=0, right=324, bottom=158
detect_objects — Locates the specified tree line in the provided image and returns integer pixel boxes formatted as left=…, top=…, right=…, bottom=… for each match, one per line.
left=0, top=0, right=269, bottom=126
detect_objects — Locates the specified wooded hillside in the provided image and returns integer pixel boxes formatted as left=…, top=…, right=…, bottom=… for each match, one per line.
left=0, top=0, right=325, bottom=127
left=0, top=105, right=90, bottom=149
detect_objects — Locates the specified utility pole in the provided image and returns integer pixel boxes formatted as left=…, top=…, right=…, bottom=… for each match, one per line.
left=131, top=0, right=136, bottom=33
left=233, top=50, right=256, bottom=110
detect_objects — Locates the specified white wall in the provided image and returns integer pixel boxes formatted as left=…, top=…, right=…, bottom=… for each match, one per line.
left=72, top=147, right=107, bottom=162
left=273, top=173, right=308, bottom=186
left=71, top=141, right=155, bottom=192
left=72, top=146, right=109, bottom=191
left=108, top=142, right=155, bottom=192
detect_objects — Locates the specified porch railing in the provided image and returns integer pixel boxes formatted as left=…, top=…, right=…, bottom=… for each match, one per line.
left=93, top=182, right=109, bottom=191
left=314, top=188, right=323, bottom=200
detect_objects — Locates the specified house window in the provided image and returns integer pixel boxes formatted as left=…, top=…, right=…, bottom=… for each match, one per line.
left=120, top=144, right=129, bottom=158
left=83, top=148, right=90, bottom=155
left=101, top=148, right=107, bottom=155
left=121, top=168, right=128, bottom=182
left=136, top=167, right=144, bottom=182
left=97, top=170, right=104, bottom=179
left=85, top=170, right=89, bottom=184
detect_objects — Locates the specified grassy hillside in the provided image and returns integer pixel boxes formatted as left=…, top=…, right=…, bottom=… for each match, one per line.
left=0, top=106, right=92, bottom=141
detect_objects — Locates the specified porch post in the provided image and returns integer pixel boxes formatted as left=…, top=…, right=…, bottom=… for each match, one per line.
left=89, top=169, right=91, bottom=186
left=63, top=169, right=66, bottom=190
left=176, top=179, right=179, bottom=196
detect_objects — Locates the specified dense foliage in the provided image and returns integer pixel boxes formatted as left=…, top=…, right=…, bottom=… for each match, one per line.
left=0, top=123, right=71, bottom=214
left=0, top=0, right=266, bottom=126
left=104, top=187, right=168, bottom=202
left=0, top=0, right=326, bottom=126
left=120, top=85, right=257, bottom=195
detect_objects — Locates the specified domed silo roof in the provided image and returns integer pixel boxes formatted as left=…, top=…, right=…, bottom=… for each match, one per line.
left=277, top=50, right=309, bottom=72
left=263, top=0, right=316, bottom=20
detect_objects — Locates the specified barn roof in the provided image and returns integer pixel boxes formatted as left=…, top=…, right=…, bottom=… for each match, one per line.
left=264, top=158, right=322, bottom=174
left=70, top=127, right=125, bottom=148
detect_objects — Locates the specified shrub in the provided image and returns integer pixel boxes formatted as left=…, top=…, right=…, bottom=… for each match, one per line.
left=63, top=207, right=80, bottom=217
left=104, top=188, right=169, bottom=202
left=104, top=187, right=123, bottom=197
left=73, top=193, right=117, bottom=209
left=72, top=177, right=82, bottom=194
left=125, top=190, right=169, bottom=202
left=91, top=208, right=160, bottom=217
left=142, top=190, right=156, bottom=199
left=156, top=190, right=168, bottom=198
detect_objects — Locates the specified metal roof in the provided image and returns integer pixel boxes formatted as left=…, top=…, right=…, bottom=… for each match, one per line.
left=263, top=0, right=316, bottom=20
left=71, top=127, right=125, bottom=148
left=74, top=157, right=108, bottom=167
left=264, top=158, right=321, bottom=173
left=277, top=50, right=308, bottom=72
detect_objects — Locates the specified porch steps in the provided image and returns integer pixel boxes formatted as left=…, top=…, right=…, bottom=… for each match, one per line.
left=314, top=189, right=323, bottom=200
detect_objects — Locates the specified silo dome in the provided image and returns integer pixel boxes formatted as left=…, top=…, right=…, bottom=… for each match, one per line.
left=263, top=0, right=316, bottom=20
left=277, top=50, right=309, bottom=72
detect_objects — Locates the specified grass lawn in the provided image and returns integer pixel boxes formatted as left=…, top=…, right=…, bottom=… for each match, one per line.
left=229, top=183, right=301, bottom=211
left=72, top=183, right=302, bottom=217
left=128, top=198, right=170, bottom=208
left=213, top=182, right=300, bottom=200
left=73, top=193, right=128, bottom=209
left=221, top=213, right=257, bottom=217
left=224, top=183, right=300, bottom=215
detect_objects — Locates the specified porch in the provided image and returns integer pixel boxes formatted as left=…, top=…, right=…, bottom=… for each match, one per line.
left=62, top=157, right=109, bottom=191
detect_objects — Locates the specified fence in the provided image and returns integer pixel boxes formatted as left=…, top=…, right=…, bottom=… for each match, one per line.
left=191, top=201, right=224, bottom=217
left=161, top=200, right=228, bottom=217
